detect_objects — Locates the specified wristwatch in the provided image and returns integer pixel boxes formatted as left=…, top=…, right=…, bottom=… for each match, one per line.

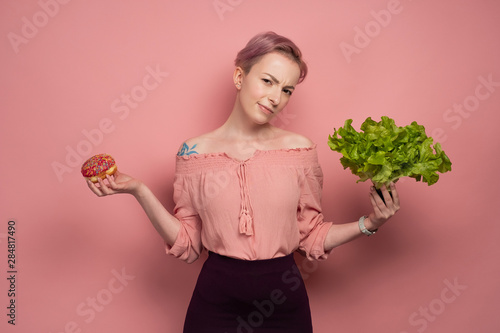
left=358, top=216, right=378, bottom=236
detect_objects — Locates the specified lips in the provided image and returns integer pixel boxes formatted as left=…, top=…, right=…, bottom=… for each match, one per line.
left=258, top=103, right=274, bottom=115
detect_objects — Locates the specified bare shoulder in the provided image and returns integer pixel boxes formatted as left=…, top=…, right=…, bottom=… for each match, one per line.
left=176, top=132, right=217, bottom=156
left=276, top=128, right=315, bottom=149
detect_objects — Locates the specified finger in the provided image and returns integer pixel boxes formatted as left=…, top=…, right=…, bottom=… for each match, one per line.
left=106, top=174, right=116, bottom=187
left=97, top=177, right=114, bottom=195
left=369, top=188, right=384, bottom=215
left=87, top=180, right=104, bottom=197
left=380, top=185, right=394, bottom=206
left=389, top=183, right=400, bottom=209
left=106, top=174, right=122, bottom=191
left=371, top=187, right=395, bottom=219
left=369, top=191, right=379, bottom=212
left=370, top=186, right=386, bottom=207
left=369, top=191, right=388, bottom=226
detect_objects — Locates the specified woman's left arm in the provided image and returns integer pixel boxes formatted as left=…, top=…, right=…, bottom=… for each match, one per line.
left=323, top=183, right=400, bottom=251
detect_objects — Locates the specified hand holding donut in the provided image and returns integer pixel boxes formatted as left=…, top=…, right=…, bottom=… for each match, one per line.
left=82, top=154, right=142, bottom=197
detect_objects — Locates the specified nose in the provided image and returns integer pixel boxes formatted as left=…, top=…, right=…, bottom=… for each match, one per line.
left=268, top=88, right=280, bottom=106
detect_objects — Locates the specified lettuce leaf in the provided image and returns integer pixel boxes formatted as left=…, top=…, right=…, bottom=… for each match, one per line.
left=328, top=116, right=452, bottom=188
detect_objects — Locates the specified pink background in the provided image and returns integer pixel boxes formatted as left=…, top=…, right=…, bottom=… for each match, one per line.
left=1, top=0, right=499, bottom=332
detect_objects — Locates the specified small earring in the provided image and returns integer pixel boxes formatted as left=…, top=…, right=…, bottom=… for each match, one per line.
left=236, top=84, right=241, bottom=88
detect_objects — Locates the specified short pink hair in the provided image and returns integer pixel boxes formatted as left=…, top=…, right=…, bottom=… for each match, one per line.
left=235, top=31, right=308, bottom=84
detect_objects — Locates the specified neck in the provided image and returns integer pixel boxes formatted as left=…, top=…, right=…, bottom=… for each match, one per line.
left=219, top=95, right=274, bottom=141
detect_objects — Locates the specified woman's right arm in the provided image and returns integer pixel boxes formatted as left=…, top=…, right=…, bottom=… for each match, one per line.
left=86, top=170, right=180, bottom=246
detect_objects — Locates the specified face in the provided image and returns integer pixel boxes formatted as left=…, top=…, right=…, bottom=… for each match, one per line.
left=234, top=52, right=301, bottom=125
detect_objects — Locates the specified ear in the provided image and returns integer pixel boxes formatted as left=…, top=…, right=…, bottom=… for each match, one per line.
left=233, top=67, right=244, bottom=90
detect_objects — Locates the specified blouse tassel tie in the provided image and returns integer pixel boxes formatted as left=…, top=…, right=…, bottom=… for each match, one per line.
left=237, top=162, right=254, bottom=236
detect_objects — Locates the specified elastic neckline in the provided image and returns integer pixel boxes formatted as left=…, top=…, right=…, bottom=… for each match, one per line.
left=176, top=144, right=317, bottom=163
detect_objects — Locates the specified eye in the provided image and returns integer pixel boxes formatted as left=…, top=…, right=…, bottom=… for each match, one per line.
left=262, top=78, right=272, bottom=85
left=283, top=89, right=293, bottom=96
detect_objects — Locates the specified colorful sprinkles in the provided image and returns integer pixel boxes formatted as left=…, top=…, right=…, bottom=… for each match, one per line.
left=81, top=154, right=116, bottom=177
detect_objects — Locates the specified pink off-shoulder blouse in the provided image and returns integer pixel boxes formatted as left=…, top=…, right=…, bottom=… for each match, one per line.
left=165, top=145, right=333, bottom=263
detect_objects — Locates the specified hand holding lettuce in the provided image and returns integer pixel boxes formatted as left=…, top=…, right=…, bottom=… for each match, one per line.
left=328, top=116, right=452, bottom=189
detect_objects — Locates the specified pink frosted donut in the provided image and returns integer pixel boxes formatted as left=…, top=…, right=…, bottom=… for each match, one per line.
left=81, top=154, right=117, bottom=183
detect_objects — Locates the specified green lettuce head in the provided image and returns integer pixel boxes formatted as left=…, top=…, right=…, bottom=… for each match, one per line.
left=328, top=116, right=452, bottom=189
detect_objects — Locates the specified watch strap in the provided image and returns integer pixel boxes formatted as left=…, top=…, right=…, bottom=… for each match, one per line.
left=358, top=215, right=377, bottom=236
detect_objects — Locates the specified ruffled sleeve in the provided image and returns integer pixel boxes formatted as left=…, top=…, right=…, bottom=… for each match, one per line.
left=297, top=162, right=333, bottom=261
left=165, top=172, right=203, bottom=264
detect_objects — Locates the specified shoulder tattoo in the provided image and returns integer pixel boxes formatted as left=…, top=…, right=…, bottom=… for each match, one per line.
left=177, top=142, right=199, bottom=156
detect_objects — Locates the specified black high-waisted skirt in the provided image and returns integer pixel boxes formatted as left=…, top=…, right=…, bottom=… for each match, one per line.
left=183, top=251, right=313, bottom=333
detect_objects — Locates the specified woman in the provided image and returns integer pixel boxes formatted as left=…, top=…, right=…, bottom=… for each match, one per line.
left=87, top=31, right=400, bottom=332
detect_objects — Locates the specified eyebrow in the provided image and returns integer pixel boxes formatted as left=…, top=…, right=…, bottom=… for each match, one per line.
left=263, top=73, right=295, bottom=90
